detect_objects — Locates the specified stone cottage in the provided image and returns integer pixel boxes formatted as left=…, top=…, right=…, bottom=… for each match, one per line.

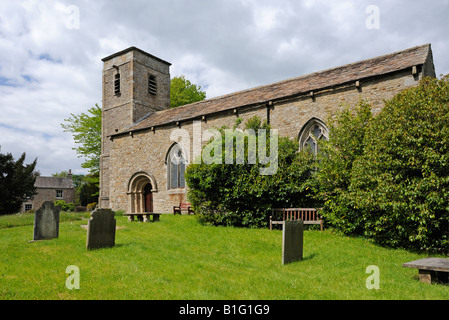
left=98, top=44, right=436, bottom=214
left=22, top=171, right=75, bottom=212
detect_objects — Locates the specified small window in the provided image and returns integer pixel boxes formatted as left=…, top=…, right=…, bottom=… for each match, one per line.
left=114, top=73, right=121, bottom=95
left=56, top=190, right=63, bottom=199
left=148, top=74, right=157, bottom=95
left=24, top=204, right=32, bottom=211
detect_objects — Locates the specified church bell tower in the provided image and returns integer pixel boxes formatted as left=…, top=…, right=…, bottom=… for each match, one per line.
left=99, top=47, right=171, bottom=208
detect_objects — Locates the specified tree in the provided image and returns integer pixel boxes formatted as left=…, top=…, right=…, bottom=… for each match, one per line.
left=0, top=148, right=37, bottom=215
left=348, top=75, right=449, bottom=251
left=317, top=75, right=449, bottom=252
left=61, top=104, right=101, bottom=200
left=314, top=99, right=373, bottom=234
left=61, top=104, right=102, bottom=176
left=170, top=75, right=206, bottom=108
left=78, top=175, right=99, bottom=206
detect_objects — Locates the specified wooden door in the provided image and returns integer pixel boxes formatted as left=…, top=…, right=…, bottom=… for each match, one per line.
left=144, top=183, right=153, bottom=213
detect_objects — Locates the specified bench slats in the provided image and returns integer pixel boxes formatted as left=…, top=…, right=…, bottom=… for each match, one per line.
left=270, top=208, right=323, bottom=231
left=173, top=203, right=194, bottom=215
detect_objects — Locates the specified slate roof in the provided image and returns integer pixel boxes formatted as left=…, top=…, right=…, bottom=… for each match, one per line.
left=35, top=176, right=73, bottom=189
left=114, top=44, right=432, bottom=136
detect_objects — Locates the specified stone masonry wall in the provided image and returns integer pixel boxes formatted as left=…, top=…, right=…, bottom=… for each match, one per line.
left=107, top=68, right=424, bottom=213
left=100, top=48, right=170, bottom=208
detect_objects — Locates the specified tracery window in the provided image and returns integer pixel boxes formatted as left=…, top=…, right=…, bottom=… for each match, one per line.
left=298, top=118, right=329, bottom=156
left=167, top=143, right=186, bottom=189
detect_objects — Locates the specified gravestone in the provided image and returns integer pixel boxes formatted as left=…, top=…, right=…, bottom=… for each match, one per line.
left=282, top=220, right=304, bottom=265
left=86, top=209, right=116, bottom=250
left=33, top=201, right=60, bottom=240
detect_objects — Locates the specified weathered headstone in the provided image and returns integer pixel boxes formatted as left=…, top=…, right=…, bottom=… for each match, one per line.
left=86, top=209, right=116, bottom=250
left=282, top=220, right=304, bottom=265
left=33, top=201, right=60, bottom=240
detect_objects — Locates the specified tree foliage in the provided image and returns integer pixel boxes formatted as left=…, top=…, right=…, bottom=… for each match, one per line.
left=78, top=175, right=99, bottom=206
left=314, top=99, right=373, bottom=235
left=0, top=149, right=37, bottom=215
left=61, top=104, right=101, bottom=199
left=170, top=75, right=206, bottom=108
left=61, top=104, right=102, bottom=175
left=318, top=75, right=449, bottom=251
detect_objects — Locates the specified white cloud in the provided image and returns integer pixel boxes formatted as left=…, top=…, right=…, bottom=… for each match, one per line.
left=252, top=6, right=283, bottom=31
left=0, top=0, right=448, bottom=177
left=0, top=125, right=86, bottom=176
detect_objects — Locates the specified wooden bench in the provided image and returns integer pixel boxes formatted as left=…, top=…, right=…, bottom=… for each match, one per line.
left=173, top=202, right=194, bottom=215
left=270, top=208, right=323, bottom=231
left=402, top=258, right=449, bottom=284
left=124, top=212, right=161, bottom=223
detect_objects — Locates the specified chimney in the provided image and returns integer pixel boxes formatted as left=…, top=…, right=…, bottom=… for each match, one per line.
left=68, top=169, right=72, bottom=180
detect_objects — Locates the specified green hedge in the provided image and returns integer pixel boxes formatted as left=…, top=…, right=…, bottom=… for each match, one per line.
left=185, top=117, right=318, bottom=228
left=317, top=75, right=449, bottom=252
left=54, top=200, right=75, bottom=212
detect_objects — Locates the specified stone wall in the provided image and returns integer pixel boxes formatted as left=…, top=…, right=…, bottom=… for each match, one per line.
left=106, top=67, right=427, bottom=213
left=271, top=69, right=421, bottom=139
left=99, top=48, right=171, bottom=208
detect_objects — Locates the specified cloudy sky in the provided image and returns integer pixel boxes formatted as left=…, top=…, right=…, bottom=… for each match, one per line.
left=0, top=0, right=448, bottom=176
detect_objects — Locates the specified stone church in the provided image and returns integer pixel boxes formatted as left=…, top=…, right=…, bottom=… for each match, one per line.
left=99, top=44, right=436, bottom=214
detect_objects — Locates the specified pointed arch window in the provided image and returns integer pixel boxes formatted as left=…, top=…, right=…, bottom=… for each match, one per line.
left=298, top=118, right=329, bottom=156
left=167, top=144, right=186, bottom=189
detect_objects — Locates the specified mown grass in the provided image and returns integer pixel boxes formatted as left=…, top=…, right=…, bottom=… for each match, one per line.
left=0, top=213, right=448, bottom=300
left=0, top=211, right=91, bottom=229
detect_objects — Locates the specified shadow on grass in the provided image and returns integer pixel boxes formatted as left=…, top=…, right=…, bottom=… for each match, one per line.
left=303, top=253, right=317, bottom=261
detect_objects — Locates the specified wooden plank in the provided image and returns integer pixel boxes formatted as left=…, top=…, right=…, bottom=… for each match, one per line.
left=270, top=208, right=323, bottom=230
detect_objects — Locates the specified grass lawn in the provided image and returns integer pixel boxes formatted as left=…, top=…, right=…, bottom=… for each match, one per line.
left=0, top=212, right=448, bottom=300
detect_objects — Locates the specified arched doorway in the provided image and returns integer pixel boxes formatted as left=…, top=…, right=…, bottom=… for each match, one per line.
left=127, top=172, right=158, bottom=214
left=144, top=183, right=153, bottom=213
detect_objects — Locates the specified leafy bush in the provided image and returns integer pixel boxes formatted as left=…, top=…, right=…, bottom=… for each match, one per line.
left=315, top=99, right=373, bottom=235
left=54, top=200, right=75, bottom=212
left=318, top=75, right=449, bottom=252
left=186, top=116, right=319, bottom=228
